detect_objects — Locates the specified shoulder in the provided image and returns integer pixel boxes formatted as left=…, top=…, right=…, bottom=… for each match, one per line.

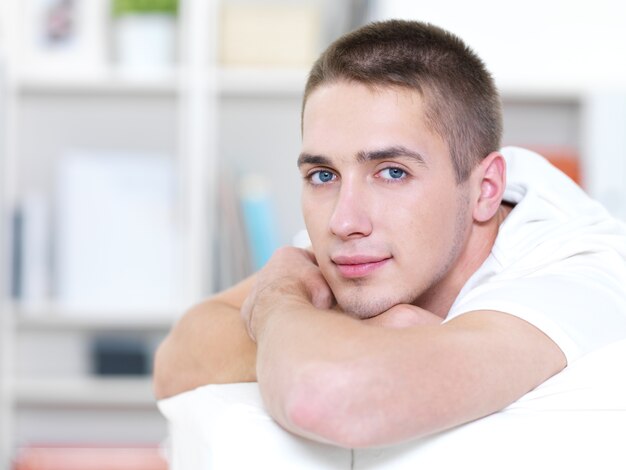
left=448, top=148, right=626, bottom=362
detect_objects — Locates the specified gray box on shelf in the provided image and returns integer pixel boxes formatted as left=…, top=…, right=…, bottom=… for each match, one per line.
left=90, top=334, right=150, bottom=376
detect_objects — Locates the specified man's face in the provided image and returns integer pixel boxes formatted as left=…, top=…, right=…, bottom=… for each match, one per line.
left=299, top=82, right=473, bottom=318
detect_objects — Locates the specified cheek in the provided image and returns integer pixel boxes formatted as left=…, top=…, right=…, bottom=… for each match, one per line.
left=301, top=193, right=331, bottom=244
left=393, top=195, right=459, bottom=259
left=301, top=191, right=318, bottom=227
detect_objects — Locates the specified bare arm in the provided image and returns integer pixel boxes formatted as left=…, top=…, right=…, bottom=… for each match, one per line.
left=153, top=275, right=257, bottom=400
left=152, top=246, right=426, bottom=400
left=243, top=250, right=567, bottom=448
left=153, top=244, right=337, bottom=400
left=153, top=245, right=443, bottom=401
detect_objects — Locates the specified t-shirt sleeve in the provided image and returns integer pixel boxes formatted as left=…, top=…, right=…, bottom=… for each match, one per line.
left=445, top=252, right=626, bottom=364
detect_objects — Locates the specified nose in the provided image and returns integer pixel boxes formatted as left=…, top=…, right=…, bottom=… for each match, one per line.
left=328, top=179, right=373, bottom=239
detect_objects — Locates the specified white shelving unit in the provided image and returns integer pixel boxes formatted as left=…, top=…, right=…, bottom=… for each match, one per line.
left=0, top=0, right=222, bottom=466
left=0, top=0, right=318, bottom=466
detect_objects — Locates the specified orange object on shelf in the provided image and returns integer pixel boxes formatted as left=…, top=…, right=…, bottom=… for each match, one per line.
left=517, top=145, right=582, bottom=186
left=13, top=445, right=167, bottom=470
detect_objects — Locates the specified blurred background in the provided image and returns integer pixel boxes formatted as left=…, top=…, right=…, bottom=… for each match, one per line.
left=0, top=0, right=625, bottom=468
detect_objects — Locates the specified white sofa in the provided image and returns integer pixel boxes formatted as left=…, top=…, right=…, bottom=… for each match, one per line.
left=158, top=338, right=626, bottom=469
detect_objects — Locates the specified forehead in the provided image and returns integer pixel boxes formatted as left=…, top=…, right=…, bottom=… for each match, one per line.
left=301, top=82, right=445, bottom=163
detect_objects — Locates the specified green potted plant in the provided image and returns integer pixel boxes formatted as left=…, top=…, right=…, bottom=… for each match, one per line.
left=112, top=0, right=178, bottom=17
left=111, top=0, right=179, bottom=75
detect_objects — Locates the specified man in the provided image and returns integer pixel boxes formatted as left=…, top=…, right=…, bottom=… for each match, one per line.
left=154, top=20, right=626, bottom=448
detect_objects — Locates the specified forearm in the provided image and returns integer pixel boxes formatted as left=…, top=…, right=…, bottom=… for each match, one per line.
left=240, top=247, right=508, bottom=447
left=254, top=302, right=564, bottom=449
left=255, top=298, right=354, bottom=444
left=153, top=299, right=256, bottom=400
left=254, top=295, right=432, bottom=447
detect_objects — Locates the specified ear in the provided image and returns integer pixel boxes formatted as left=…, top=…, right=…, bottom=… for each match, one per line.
left=472, top=151, right=506, bottom=223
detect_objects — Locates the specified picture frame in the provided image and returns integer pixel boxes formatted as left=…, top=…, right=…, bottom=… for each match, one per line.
left=19, top=0, right=107, bottom=77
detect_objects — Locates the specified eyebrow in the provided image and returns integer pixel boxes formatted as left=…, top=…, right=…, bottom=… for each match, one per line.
left=297, top=145, right=427, bottom=168
left=297, top=153, right=331, bottom=168
left=356, top=146, right=427, bottom=165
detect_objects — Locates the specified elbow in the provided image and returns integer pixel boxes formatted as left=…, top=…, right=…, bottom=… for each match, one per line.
left=152, top=337, right=178, bottom=400
left=152, top=333, right=197, bottom=400
left=279, top=363, right=380, bottom=448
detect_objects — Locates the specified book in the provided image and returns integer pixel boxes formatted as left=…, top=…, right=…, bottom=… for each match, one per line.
left=238, top=174, right=279, bottom=271
left=54, top=150, right=179, bottom=315
left=12, top=193, right=52, bottom=308
left=214, top=167, right=252, bottom=291
left=13, top=445, right=167, bottom=470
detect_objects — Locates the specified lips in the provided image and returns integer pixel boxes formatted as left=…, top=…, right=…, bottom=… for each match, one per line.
left=331, top=255, right=391, bottom=279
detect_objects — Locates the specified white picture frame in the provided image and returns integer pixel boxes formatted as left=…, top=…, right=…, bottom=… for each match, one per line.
left=18, top=0, right=107, bottom=78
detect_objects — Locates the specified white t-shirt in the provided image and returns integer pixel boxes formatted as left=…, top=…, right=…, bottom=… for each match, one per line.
left=160, top=147, right=626, bottom=469
left=446, top=146, right=626, bottom=364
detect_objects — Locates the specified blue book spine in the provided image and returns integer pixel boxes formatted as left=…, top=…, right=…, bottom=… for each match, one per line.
left=240, top=176, right=279, bottom=270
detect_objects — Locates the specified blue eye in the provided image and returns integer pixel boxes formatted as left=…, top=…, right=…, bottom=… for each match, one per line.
left=380, top=167, right=406, bottom=180
left=310, top=170, right=335, bottom=185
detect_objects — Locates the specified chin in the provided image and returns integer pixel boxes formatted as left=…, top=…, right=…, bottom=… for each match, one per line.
left=335, top=293, right=398, bottom=320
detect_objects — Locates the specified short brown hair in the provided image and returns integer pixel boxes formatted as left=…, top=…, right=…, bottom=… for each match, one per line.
left=303, top=20, right=502, bottom=183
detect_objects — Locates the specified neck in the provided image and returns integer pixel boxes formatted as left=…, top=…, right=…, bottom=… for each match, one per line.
left=418, top=203, right=512, bottom=318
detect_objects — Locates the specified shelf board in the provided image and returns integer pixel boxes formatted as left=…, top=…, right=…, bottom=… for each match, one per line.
left=16, top=70, right=179, bottom=95
left=15, top=377, right=158, bottom=408
left=499, top=81, right=586, bottom=102
left=16, top=314, right=175, bottom=332
left=218, top=67, right=309, bottom=96
left=15, top=67, right=310, bottom=97
left=14, top=305, right=176, bottom=332
left=16, top=66, right=592, bottom=101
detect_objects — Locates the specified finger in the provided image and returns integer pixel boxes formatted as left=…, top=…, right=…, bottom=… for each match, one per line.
left=306, top=273, right=335, bottom=310
left=301, top=246, right=319, bottom=265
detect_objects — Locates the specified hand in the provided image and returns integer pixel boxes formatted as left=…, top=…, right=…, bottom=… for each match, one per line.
left=241, top=247, right=335, bottom=341
left=363, top=304, right=443, bottom=329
